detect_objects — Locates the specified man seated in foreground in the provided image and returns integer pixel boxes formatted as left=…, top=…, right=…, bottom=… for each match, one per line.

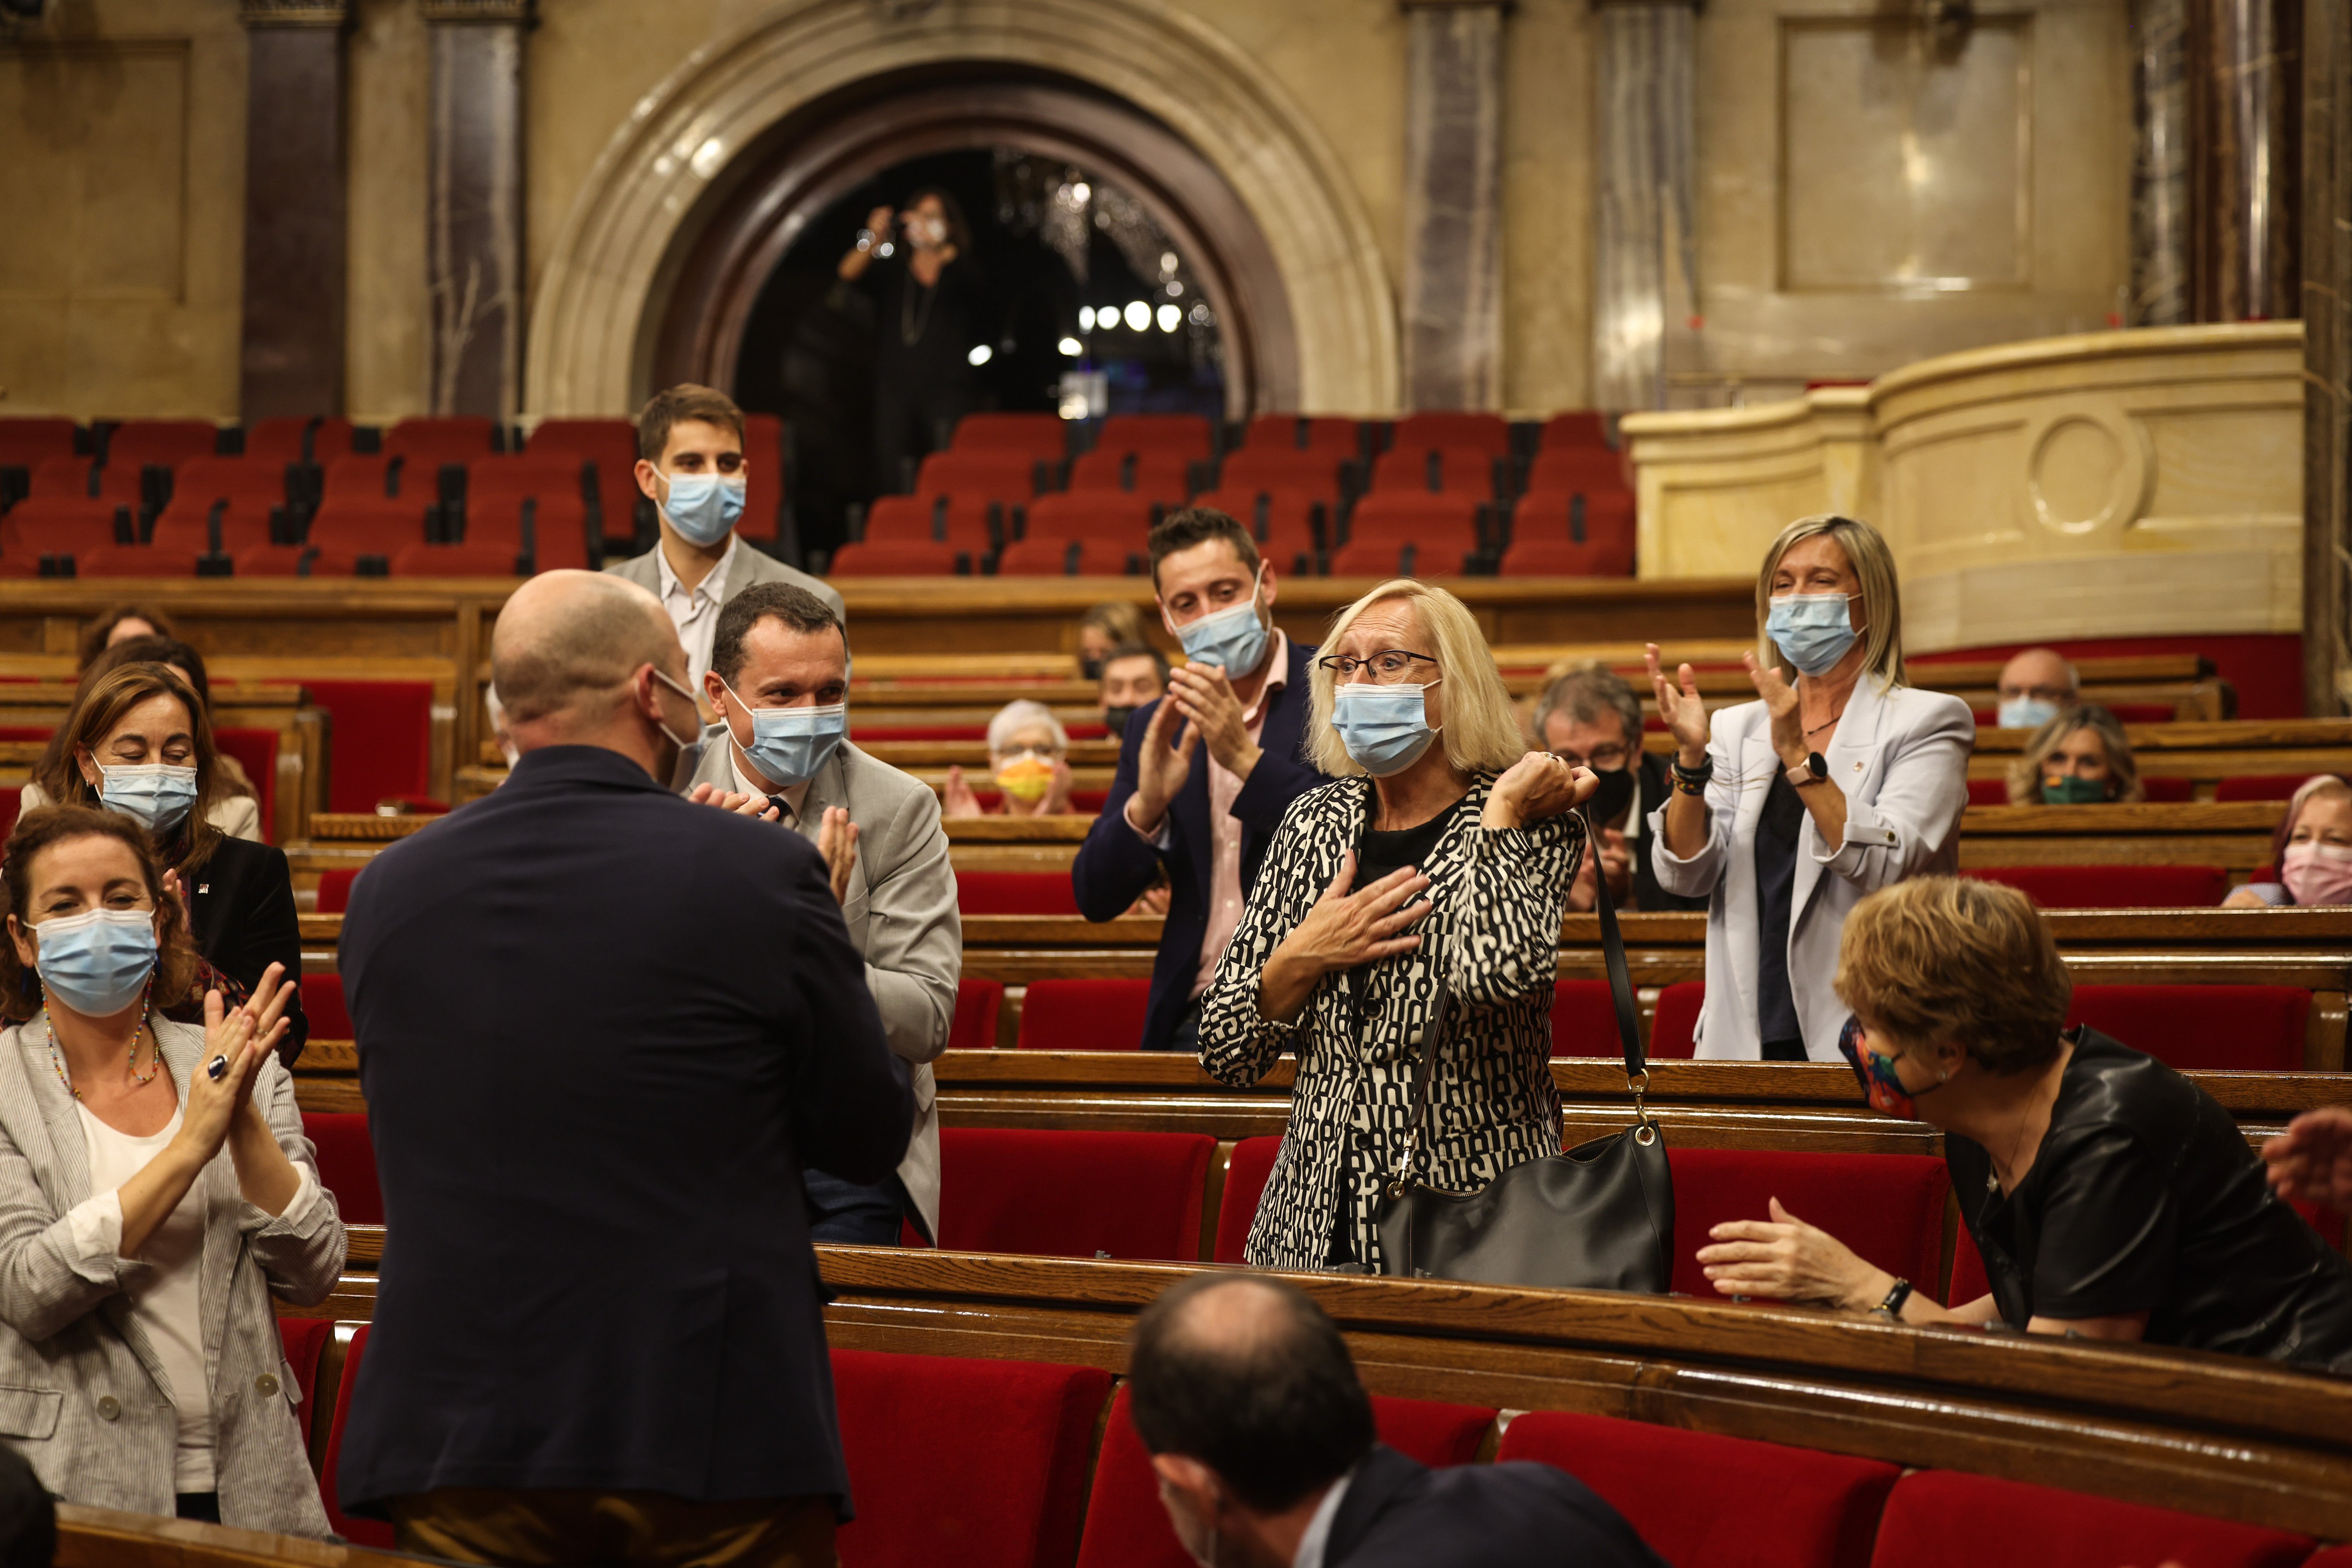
left=1128, top=1275, right=1662, bottom=1568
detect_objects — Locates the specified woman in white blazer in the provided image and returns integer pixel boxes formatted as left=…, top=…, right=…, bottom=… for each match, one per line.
left=1643, top=515, right=1973, bottom=1061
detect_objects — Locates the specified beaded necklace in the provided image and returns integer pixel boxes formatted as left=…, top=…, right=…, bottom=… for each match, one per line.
left=41, top=980, right=161, bottom=1102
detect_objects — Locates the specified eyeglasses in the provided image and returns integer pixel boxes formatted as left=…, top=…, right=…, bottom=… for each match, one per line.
left=1314, top=650, right=1439, bottom=683
left=1998, top=684, right=2073, bottom=703
left=1551, top=743, right=1631, bottom=771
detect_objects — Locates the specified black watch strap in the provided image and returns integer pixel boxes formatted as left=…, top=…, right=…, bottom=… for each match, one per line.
left=1874, top=1277, right=1913, bottom=1317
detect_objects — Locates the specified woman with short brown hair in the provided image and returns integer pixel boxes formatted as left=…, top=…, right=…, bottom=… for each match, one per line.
left=1696, top=875, right=2352, bottom=1372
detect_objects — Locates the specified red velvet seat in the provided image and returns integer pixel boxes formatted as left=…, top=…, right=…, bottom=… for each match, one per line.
left=392, top=542, right=521, bottom=576
left=1330, top=540, right=1468, bottom=577
left=1345, top=490, right=1481, bottom=550
left=1649, top=980, right=1705, bottom=1057
left=107, top=419, right=219, bottom=470
left=997, top=538, right=1133, bottom=576
left=832, top=1349, right=1112, bottom=1568
left=176, top=455, right=296, bottom=508
left=1966, top=777, right=2010, bottom=806
left=1863, top=1469, right=2311, bottom=1568
left=383, top=415, right=495, bottom=470
left=317, top=868, right=361, bottom=913
left=1967, top=864, right=2230, bottom=909
left=1190, top=487, right=1321, bottom=556
left=303, top=1111, right=383, bottom=1225
left=1527, top=448, right=1630, bottom=493
left=317, top=1324, right=396, bottom=1547
left=1075, top=1382, right=1493, bottom=1568
left=465, top=452, right=589, bottom=504
left=1219, top=445, right=1345, bottom=503
left=951, top=977, right=1005, bottom=1052
left=1551, top=979, right=1626, bottom=1058
left=214, top=726, right=280, bottom=840
left=932, top=1128, right=1214, bottom=1260
left=1948, top=1226, right=1990, bottom=1308
left=1369, top=445, right=1500, bottom=497
left=1509, top=490, right=1635, bottom=572
left=1024, top=489, right=1155, bottom=541
left=915, top=449, right=1040, bottom=506
left=1499, top=537, right=1633, bottom=578
left=0, top=417, right=78, bottom=468
left=952, top=412, right=1068, bottom=461
left=1241, top=414, right=1361, bottom=455
left=1539, top=411, right=1612, bottom=450
left=1213, top=1135, right=1282, bottom=1262
left=228, top=544, right=315, bottom=576
left=149, top=503, right=276, bottom=558
left=1392, top=411, right=1510, bottom=456
left=1498, top=1410, right=1899, bottom=1568
left=1068, top=448, right=1193, bottom=506
left=2216, top=774, right=2321, bottom=802
left=309, top=497, right=432, bottom=558
left=245, top=415, right=355, bottom=465
left=275, top=1315, right=335, bottom=1434
left=958, top=871, right=1082, bottom=916
left=1667, top=1148, right=1950, bottom=1299
left=2065, top=983, right=2309, bottom=1072
left=462, top=492, right=592, bottom=570
left=321, top=453, right=406, bottom=500
left=828, top=540, right=972, bottom=576
left=27, top=455, right=107, bottom=500
left=276, top=679, right=434, bottom=813
left=525, top=417, right=640, bottom=541
left=1098, top=414, right=1212, bottom=459
left=302, top=973, right=353, bottom=1039
left=75, top=547, right=197, bottom=578
left=862, top=493, right=997, bottom=552
left=2307, top=1550, right=2352, bottom=1568
left=0, top=497, right=129, bottom=562
left=1016, top=978, right=1152, bottom=1051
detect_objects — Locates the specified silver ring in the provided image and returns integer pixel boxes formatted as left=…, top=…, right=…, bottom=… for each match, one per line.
left=206, top=1055, right=228, bottom=1082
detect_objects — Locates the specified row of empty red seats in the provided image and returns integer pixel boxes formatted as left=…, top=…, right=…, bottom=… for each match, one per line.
left=949, top=409, right=1614, bottom=462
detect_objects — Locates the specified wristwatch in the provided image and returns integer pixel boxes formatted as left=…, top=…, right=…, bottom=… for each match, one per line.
left=1874, top=1277, right=1914, bottom=1318
left=1787, top=751, right=1829, bottom=788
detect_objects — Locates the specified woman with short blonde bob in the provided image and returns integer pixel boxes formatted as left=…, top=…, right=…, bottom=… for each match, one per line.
left=1695, top=876, right=2352, bottom=1371
left=1198, top=580, right=1593, bottom=1271
left=2005, top=703, right=2145, bottom=805
left=1646, top=514, right=1973, bottom=1061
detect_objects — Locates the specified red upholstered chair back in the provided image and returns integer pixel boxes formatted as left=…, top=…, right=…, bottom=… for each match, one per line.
left=318, top=1324, right=396, bottom=1547
left=317, top=868, right=361, bottom=914
left=1666, top=1149, right=1949, bottom=1300
left=301, top=973, right=353, bottom=1039
left=1076, top=1384, right=1493, bottom=1568
left=214, top=727, right=279, bottom=841
left=1966, top=864, right=2230, bottom=909
left=275, top=1315, right=335, bottom=1437
left=2066, top=983, right=2309, bottom=1072
left=1099, top=414, right=1212, bottom=459
left=303, top=1112, right=383, bottom=1225
left=1966, top=777, right=2009, bottom=806
left=1540, top=410, right=1612, bottom=450
left=1213, top=1135, right=1282, bottom=1262
left=1551, top=979, right=1626, bottom=1058
left=1017, top=978, right=1152, bottom=1051
left=1649, top=981, right=1704, bottom=1057
left=933, top=1128, right=1214, bottom=1261
left=958, top=871, right=1082, bottom=916
left=829, top=540, right=968, bottom=576
left=1242, top=414, right=1361, bottom=455
left=108, top=419, right=219, bottom=470
left=1863, top=1469, right=2312, bottom=1568
left=282, top=679, right=435, bottom=813
left=1497, top=1410, right=1900, bottom=1568
left=1948, top=1225, right=1990, bottom=1309
left=952, top=412, right=1068, bottom=460
left=2216, top=774, right=2316, bottom=802
left=2306, top=1547, right=2352, bottom=1567
left=951, top=977, right=1004, bottom=1052
left=832, top=1349, right=1111, bottom=1568
left=1392, top=411, right=1510, bottom=457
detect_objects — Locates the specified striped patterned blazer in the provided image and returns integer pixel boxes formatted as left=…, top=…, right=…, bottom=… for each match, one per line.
left=1199, top=773, right=1582, bottom=1271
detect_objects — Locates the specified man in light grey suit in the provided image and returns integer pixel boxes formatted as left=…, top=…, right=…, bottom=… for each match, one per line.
left=604, top=383, right=844, bottom=689
left=682, top=582, right=957, bottom=1243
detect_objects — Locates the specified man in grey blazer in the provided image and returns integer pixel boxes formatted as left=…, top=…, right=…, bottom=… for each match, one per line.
left=603, top=383, right=844, bottom=689
left=681, top=582, right=957, bottom=1243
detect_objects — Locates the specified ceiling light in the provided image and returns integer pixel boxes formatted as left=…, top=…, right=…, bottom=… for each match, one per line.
left=967, top=344, right=993, bottom=367
left=1157, top=304, right=1181, bottom=333
left=1058, top=337, right=1083, bottom=357
left=1124, top=300, right=1149, bottom=331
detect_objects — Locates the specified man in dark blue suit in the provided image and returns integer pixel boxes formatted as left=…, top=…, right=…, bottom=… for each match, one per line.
left=337, top=570, right=911, bottom=1565
left=1129, top=1275, right=1663, bottom=1568
left=1071, top=510, right=1322, bottom=1053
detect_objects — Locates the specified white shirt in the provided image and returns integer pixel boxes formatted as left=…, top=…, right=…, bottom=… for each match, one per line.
left=1293, top=1466, right=1357, bottom=1568
left=656, top=533, right=741, bottom=688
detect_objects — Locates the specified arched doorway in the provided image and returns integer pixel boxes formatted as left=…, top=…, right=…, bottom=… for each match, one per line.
left=524, top=0, right=1397, bottom=420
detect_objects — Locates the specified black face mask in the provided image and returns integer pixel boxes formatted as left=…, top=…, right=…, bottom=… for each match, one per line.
left=1580, top=762, right=1639, bottom=824
left=1104, top=705, right=1137, bottom=741
left=1080, top=658, right=1104, bottom=681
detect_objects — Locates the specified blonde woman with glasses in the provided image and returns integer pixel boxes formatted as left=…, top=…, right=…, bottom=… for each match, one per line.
left=1644, top=514, right=1973, bottom=1063
left=1197, top=581, right=1593, bottom=1272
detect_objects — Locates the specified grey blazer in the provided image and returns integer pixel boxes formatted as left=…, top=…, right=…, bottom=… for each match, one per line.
left=0, top=1017, right=345, bottom=1535
left=682, top=734, right=959, bottom=1236
left=604, top=538, right=846, bottom=621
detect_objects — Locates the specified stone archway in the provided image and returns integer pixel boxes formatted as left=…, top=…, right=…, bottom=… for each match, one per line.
left=524, top=0, right=1398, bottom=417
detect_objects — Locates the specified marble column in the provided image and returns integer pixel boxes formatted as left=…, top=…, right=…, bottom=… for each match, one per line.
left=2301, top=0, right=2350, bottom=712
left=423, top=0, right=528, bottom=418
left=2189, top=0, right=2302, bottom=321
left=1590, top=0, right=1698, bottom=413
left=237, top=0, right=349, bottom=420
left=2129, top=0, right=2193, bottom=324
left=1399, top=0, right=1506, bottom=410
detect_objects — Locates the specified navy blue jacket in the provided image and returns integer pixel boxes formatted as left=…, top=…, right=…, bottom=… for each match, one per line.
left=1329, top=1445, right=1664, bottom=1568
left=334, top=745, right=910, bottom=1514
left=1070, top=638, right=1322, bottom=1052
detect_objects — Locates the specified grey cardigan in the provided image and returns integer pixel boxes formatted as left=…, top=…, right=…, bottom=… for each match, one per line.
left=0, top=1017, right=345, bottom=1534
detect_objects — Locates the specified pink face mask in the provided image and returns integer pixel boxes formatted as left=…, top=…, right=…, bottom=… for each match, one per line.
left=2282, top=842, right=2352, bottom=906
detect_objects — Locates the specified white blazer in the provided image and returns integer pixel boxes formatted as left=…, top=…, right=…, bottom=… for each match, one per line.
left=1646, top=675, right=1973, bottom=1061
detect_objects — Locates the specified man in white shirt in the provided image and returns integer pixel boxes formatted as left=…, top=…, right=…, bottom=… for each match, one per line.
left=603, top=383, right=843, bottom=690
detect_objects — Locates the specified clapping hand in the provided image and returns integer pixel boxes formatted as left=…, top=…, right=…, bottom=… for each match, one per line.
left=1742, top=649, right=1807, bottom=768
left=1484, top=752, right=1595, bottom=831
left=1166, top=662, right=1258, bottom=777
left=816, top=806, right=859, bottom=905
left=941, top=766, right=986, bottom=820
left=183, top=963, right=295, bottom=1159
left=687, top=781, right=782, bottom=823
left=2263, top=1106, right=2352, bottom=1211
left=1128, top=698, right=1201, bottom=832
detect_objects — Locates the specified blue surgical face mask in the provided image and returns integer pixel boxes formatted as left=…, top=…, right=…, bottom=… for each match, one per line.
left=659, top=469, right=746, bottom=548
left=1167, top=568, right=1269, bottom=676
left=1331, top=679, right=1442, bottom=778
left=1766, top=593, right=1862, bottom=677
left=721, top=680, right=847, bottom=789
left=98, top=763, right=198, bottom=835
left=31, top=906, right=158, bottom=1019
left=1998, top=697, right=2059, bottom=731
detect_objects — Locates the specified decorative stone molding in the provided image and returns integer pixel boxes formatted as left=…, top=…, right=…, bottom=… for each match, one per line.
left=524, top=0, right=1397, bottom=417
left=417, top=0, right=532, bottom=23
left=238, top=0, right=348, bottom=28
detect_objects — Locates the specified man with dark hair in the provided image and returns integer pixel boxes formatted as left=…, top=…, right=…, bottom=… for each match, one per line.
left=607, top=383, right=843, bottom=689
left=1533, top=662, right=1706, bottom=914
left=1072, top=507, right=1322, bottom=1052
left=679, top=582, right=958, bottom=1245
left=1128, top=1275, right=1659, bottom=1568
left=1098, top=640, right=1170, bottom=741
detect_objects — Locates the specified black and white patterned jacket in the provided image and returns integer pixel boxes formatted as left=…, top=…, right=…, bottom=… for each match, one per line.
left=1199, top=773, right=1583, bottom=1271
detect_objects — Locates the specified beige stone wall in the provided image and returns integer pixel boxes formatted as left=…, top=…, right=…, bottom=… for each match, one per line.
left=345, top=0, right=428, bottom=423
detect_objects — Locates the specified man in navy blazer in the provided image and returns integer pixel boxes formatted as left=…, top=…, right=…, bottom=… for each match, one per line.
left=337, top=571, right=911, bottom=1564
left=1071, top=510, right=1322, bottom=1053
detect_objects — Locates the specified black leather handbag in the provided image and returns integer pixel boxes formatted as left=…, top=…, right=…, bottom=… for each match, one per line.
left=1372, top=797, right=1674, bottom=1291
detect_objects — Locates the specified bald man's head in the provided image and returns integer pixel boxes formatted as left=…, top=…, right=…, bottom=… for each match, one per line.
left=492, top=571, right=681, bottom=728
left=1127, top=1275, right=1373, bottom=1512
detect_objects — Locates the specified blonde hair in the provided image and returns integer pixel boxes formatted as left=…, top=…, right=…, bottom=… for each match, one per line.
left=1306, top=580, right=1528, bottom=779
left=1834, top=877, right=2071, bottom=1074
left=1756, top=515, right=1906, bottom=686
left=2006, top=703, right=2144, bottom=805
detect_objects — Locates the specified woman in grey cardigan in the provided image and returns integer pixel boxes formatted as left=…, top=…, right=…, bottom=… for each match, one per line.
left=0, top=805, right=345, bottom=1534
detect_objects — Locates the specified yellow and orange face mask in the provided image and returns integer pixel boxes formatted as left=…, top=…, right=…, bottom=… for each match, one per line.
left=995, top=750, right=1056, bottom=803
